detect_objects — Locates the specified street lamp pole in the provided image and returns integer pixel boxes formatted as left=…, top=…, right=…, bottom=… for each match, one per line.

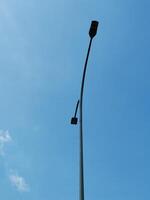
left=71, top=21, right=99, bottom=200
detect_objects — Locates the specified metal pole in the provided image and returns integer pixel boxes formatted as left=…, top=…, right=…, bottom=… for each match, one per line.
left=70, top=20, right=99, bottom=200
left=79, top=37, right=93, bottom=200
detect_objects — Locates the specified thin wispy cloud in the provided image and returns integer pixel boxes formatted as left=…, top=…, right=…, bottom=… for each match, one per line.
left=9, top=174, right=29, bottom=192
left=0, top=130, right=12, bottom=156
left=0, top=1, right=17, bottom=29
left=0, top=130, right=30, bottom=192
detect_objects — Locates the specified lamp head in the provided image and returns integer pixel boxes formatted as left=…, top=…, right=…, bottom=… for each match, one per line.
left=89, top=21, right=99, bottom=38
left=71, top=117, right=78, bottom=125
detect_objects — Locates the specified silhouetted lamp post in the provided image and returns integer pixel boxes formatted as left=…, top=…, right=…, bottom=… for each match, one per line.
left=71, top=21, right=99, bottom=200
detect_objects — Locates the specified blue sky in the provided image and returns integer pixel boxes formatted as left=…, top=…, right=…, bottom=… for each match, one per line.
left=0, top=0, right=150, bottom=199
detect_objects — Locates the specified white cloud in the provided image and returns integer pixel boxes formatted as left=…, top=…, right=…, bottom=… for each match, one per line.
left=0, top=130, right=30, bottom=192
left=9, top=174, right=29, bottom=192
left=0, top=130, right=12, bottom=155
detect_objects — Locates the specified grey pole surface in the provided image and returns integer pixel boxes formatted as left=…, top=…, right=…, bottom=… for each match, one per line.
left=71, top=21, right=99, bottom=200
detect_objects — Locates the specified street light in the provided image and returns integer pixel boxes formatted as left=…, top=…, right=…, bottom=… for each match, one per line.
left=71, top=21, right=99, bottom=200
